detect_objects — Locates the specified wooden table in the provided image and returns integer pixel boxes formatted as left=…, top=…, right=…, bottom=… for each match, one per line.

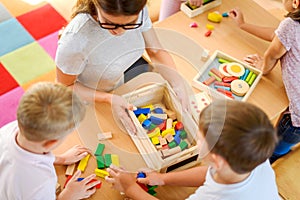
left=54, top=0, right=288, bottom=199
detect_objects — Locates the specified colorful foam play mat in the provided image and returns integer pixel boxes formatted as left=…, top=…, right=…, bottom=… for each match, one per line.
left=0, top=1, right=67, bottom=127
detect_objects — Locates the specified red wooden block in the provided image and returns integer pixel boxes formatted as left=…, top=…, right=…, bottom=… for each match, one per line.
left=205, top=30, right=212, bottom=37
left=175, top=122, right=184, bottom=131
left=64, top=175, right=72, bottom=188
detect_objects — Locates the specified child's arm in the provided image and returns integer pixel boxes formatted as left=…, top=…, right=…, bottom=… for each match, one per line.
left=138, top=165, right=208, bottom=187
left=105, top=164, right=208, bottom=199
left=54, top=145, right=92, bottom=165
left=242, top=35, right=286, bottom=74
left=105, top=166, right=158, bottom=200
left=57, top=170, right=100, bottom=200
left=262, top=35, right=287, bottom=74
left=229, top=8, right=276, bottom=42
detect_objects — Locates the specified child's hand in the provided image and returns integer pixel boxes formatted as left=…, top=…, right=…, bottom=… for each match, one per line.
left=136, top=169, right=165, bottom=186
left=55, top=145, right=92, bottom=165
left=58, top=170, right=100, bottom=200
left=244, top=54, right=263, bottom=70
left=229, top=8, right=245, bottom=28
left=105, top=165, right=138, bottom=193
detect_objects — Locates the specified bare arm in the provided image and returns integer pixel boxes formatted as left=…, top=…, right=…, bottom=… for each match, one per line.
left=229, top=8, right=276, bottom=42
left=56, top=67, right=136, bottom=133
left=262, top=35, right=286, bottom=74
left=142, top=28, right=192, bottom=111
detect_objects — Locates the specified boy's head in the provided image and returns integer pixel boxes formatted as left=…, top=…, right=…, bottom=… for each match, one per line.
left=17, top=82, right=86, bottom=142
left=199, top=100, right=277, bottom=174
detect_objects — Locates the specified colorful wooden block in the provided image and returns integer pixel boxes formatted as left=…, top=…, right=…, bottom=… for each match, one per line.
left=111, top=154, right=120, bottom=167
left=65, top=163, right=76, bottom=176
left=161, top=128, right=175, bottom=137
left=179, top=140, right=188, bottom=151
left=96, top=156, right=105, bottom=169
left=151, top=137, right=160, bottom=145
left=149, top=116, right=164, bottom=125
left=153, top=107, right=164, bottom=114
left=97, top=132, right=112, bottom=140
left=147, top=127, right=161, bottom=138
left=133, top=108, right=151, bottom=116
left=95, top=169, right=109, bottom=178
left=138, top=113, right=147, bottom=123
left=104, top=154, right=112, bottom=168
left=95, top=143, right=105, bottom=156
left=77, top=154, right=90, bottom=172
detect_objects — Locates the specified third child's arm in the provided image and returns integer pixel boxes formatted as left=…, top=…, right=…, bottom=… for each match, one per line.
left=262, top=35, right=287, bottom=74
left=229, top=8, right=276, bottom=42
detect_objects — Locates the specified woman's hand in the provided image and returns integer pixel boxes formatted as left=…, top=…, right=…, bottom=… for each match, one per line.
left=111, top=94, right=137, bottom=135
left=58, top=170, right=100, bottom=200
left=229, top=8, right=245, bottom=28
left=55, top=145, right=92, bottom=165
left=189, top=0, right=203, bottom=7
left=243, top=54, right=263, bottom=70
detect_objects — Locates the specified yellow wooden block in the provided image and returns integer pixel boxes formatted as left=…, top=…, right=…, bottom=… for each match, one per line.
left=141, top=104, right=154, bottom=110
left=162, top=128, right=175, bottom=137
left=77, top=154, right=90, bottom=172
left=151, top=137, right=160, bottom=145
left=111, top=154, right=120, bottom=167
left=138, top=114, right=148, bottom=123
left=148, top=127, right=161, bottom=138
left=95, top=168, right=109, bottom=178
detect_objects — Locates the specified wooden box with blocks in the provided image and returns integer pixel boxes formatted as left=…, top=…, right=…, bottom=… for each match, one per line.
left=180, top=0, right=222, bottom=18
left=122, top=77, right=200, bottom=173
left=192, top=50, right=262, bottom=101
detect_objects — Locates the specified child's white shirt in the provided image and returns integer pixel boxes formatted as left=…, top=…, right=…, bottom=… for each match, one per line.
left=0, top=121, right=57, bottom=200
left=186, top=161, right=280, bottom=200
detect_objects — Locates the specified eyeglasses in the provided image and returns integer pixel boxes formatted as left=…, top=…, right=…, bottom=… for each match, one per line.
left=98, top=10, right=143, bottom=30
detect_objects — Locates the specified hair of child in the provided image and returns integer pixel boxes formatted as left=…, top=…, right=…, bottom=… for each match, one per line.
left=199, top=100, right=277, bottom=174
left=17, top=82, right=86, bottom=142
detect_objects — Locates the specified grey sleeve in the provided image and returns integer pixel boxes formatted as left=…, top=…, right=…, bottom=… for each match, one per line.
left=55, top=31, right=87, bottom=75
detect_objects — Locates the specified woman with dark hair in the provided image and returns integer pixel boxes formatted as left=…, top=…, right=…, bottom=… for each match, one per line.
left=56, top=0, right=189, bottom=133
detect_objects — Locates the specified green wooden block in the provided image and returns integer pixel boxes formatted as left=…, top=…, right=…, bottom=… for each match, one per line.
left=168, top=141, right=177, bottom=149
left=95, top=143, right=105, bottom=156
left=179, top=140, right=188, bottom=151
left=148, top=189, right=157, bottom=196
left=180, top=130, right=187, bottom=139
left=96, top=155, right=105, bottom=169
left=104, top=154, right=112, bottom=168
left=147, top=185, right=158, bottom=190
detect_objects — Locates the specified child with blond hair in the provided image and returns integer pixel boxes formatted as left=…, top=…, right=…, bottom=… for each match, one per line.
left=0, top=82, right=100, bottom=200
left=230, top=0, right=300, bottom=163
left=105, top=100, right=280, bottom=200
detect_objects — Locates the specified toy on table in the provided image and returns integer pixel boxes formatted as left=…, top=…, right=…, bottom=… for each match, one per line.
left=132, top=105, right=190, bottom=159
left=180, top=0, right=222, bottom=18
left=207, top=11, right=222, bottom=23
left=200, top=57, right=258, bottom=99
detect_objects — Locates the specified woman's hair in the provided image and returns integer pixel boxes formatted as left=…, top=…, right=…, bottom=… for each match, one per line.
left=71, top=0, right=147, bottom=19
left=17, top=82, right=86, bottom=142
left=286, top=5, right=300, bottom=22
left=199, top=100, right=277, bottom=174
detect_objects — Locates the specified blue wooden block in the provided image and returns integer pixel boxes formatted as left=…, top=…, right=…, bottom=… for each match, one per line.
left=174, top=132, right=181, bottom=145
left=77, top=177, right=84, bottom=181
left=133, top=108, right=151, bottom=116
left=150, top=116, right=164, bottom=125
left=153, top=108, right=164, bottom=114
left=137, top=172, right=146, bottom=178
left=142, top=119, right=152, bottom=129
left=241, top=68, right=250, bottom=81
